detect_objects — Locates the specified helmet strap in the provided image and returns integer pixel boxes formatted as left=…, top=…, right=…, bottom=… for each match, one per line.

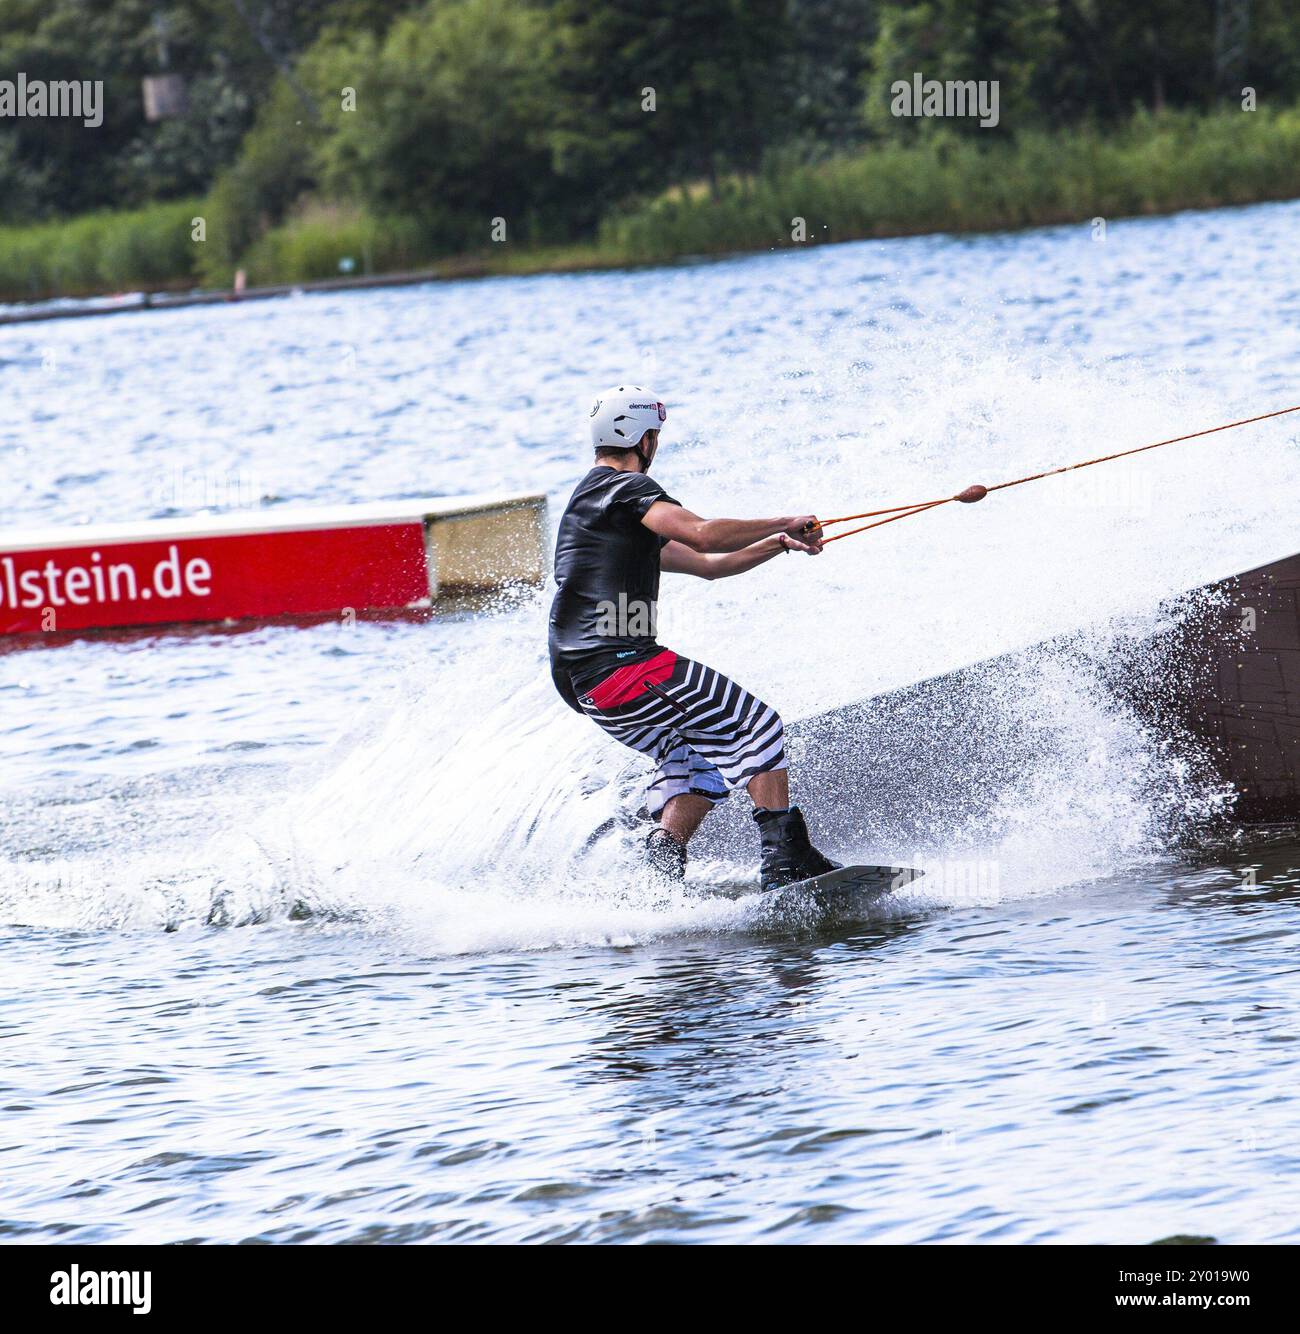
left=633, top=431, right=655, bottom=473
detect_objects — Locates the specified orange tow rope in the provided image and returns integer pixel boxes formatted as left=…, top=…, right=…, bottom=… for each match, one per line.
left=814, top=404, right=1300, bottom=544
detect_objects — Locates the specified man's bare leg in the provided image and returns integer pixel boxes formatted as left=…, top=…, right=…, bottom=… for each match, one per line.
left=659, top=793, right=715, bottom=846
left=746, top=767, right=790, bottom=811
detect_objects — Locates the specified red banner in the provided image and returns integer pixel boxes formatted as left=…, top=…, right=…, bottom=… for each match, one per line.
left=0, top=523, right=431, bottom=635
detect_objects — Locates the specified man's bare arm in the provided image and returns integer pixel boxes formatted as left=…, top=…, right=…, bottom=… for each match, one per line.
left=643, top=501, right=823, bottom=553
left=661, top=534, right=822, bottom=579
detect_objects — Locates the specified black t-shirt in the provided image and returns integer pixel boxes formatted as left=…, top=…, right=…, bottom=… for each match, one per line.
left=548, top=466, right=680, bottom=711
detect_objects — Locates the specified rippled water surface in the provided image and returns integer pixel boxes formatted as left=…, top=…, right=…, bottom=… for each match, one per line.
left=2, top=203, right=1300, bottom=1242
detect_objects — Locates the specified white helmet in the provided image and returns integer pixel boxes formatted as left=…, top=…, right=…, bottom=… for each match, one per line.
left=589, top=385, right=666, bottom=451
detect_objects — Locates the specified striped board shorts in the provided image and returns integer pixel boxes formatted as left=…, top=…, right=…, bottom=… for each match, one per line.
left=575, top=649, right=786, bottom=818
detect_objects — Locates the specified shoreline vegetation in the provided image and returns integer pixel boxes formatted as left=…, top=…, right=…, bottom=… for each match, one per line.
left=3, top=106, right=1300, bottom=311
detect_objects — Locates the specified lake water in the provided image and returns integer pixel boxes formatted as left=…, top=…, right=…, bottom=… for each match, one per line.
left=2, top=202, right=1299, bottom=1243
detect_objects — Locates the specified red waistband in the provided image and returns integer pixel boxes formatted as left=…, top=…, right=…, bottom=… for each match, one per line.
left=586, top=649, right=678, bottom=710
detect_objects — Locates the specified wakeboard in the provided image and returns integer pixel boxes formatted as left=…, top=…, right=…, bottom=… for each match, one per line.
left=781, top=863, right=922, bottom=900
left=705, top=863, right=923, bottom=923
left=753, top=862, right=922, bottom=928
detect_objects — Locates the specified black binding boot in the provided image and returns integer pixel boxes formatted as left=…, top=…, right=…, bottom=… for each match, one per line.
left=645, top=826, right=687, bottom=881
left=754, top=806, right=840, bottom=890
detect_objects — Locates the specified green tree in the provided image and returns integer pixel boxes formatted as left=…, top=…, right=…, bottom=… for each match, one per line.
left=203, top=75, right=321, bottom=270
left=0, top=0, right=421, bottom=221
left=864, top=0, right=1063, bottom=135
left=862, top=0, right=1300, bottom=136
left=312, top=0, right=578, bottom=244
left=552, top=0, right=794, bottom=204
left=781, top=0, right=878, bottom=150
